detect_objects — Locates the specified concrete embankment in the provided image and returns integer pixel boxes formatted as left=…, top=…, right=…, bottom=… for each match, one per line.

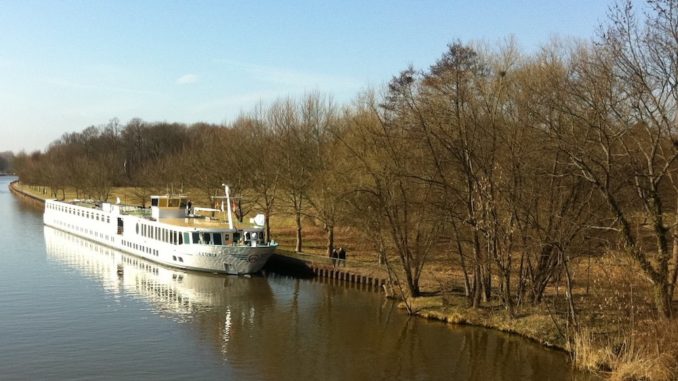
left=9, top=181, right=45, bottom=208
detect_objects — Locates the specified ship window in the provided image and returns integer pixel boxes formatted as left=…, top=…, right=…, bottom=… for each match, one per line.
left=172, top=256, right=177, bottom=261
left=202, top=232, right=211, bottom=245
left=178, top=257, right=183, bottom=262
left=192, top=232, right=199, bottom=244
left=183, top=232, right=189, bottom=244
left=233, top=232, right=241, bottom=243
left=179, top=233, right=183, bottom=245
left=213, top=233, right=222, bottom=245
left=136, top=223, right=139, bottom=234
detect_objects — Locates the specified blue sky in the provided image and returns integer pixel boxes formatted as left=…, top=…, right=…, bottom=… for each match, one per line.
left=0, top=0, right=634, bottom=153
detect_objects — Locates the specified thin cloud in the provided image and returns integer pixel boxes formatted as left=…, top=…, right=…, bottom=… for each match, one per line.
left=176, top=73, right=199, bottom=85
left=193, top=90, right=281, bottom=113
left=214, top=59, right=361, bottom=90
left=46, top=78, right=163, bottom=96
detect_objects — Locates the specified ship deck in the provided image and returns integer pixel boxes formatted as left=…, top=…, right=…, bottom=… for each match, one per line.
left=51, top=199, right=255, bottom=232
left=160, top=217, right=236, bottom=230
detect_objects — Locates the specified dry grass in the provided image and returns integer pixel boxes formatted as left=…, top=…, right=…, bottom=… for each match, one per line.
left=574, top=320, right=678, bottom=381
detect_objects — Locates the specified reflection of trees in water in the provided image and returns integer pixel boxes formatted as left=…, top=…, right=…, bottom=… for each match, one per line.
left=44, top=226, right=594, bottom=381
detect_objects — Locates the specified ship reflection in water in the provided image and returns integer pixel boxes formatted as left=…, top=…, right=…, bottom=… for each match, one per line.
left=43, top=226, right=598, bottom=381
left=43, top=226, right=274, bottom=363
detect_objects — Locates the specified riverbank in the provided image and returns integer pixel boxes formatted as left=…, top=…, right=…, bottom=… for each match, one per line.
left=10, top=181, right=676, bottom=380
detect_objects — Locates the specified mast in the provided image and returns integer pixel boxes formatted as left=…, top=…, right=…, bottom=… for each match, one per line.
left=222, top=183, right=234, bottom=230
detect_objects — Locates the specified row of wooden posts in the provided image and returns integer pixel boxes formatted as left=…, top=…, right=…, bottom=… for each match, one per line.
left=309, top=265, right=386, bottom=291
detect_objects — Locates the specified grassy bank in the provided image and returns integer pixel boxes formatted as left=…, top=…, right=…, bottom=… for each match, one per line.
left=12, top=181, right=678, bottom=380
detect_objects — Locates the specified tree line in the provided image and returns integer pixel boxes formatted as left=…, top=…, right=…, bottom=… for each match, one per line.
left=14, top=0, right=678, bottom=320
left=0, top=151, right=14, bottom=173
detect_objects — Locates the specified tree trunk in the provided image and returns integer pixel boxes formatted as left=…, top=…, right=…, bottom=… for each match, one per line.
left=654, top=283, right=673, bottom=319
left=402, top=263, right=420, bottom=298
left=517, top=252, right=526, bottom=306
left=482, top=261, right=492, bottom=303
left=471, top=231, right=482, bottom=308
left=295, top=211, right=303, bottom=252
left=458, top=245, right=471, bottom=297
left=563, top=254, right=578, bottom=328
left=452, top=220, right=470, bottom=296
left=326, top=225, right=334, bottom=258
left=265, top=213, right=271, bottom=244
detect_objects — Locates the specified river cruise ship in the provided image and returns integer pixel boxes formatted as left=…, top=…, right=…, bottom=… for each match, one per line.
left=43, top=187, right=277, bottom=275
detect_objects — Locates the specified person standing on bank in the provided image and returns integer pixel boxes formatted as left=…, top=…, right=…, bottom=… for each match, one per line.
left=338, top=247, right=346, bottom=266
left=331, top=248, right=338, bottom=267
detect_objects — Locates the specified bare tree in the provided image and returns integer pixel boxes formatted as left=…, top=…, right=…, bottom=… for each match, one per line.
left=545, top=1, right=678, bottom=318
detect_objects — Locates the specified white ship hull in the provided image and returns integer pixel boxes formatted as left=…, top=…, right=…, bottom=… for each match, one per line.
left=44, top=199, right=277, bottom=275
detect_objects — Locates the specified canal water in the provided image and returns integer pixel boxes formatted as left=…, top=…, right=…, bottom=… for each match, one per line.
left=0, top=177, right=597, bottom=380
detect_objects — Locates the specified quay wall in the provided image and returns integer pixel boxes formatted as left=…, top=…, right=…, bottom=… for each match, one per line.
left=264, top=250, right=388, bottom=292
left=9, top=180, right=45, bottom=208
